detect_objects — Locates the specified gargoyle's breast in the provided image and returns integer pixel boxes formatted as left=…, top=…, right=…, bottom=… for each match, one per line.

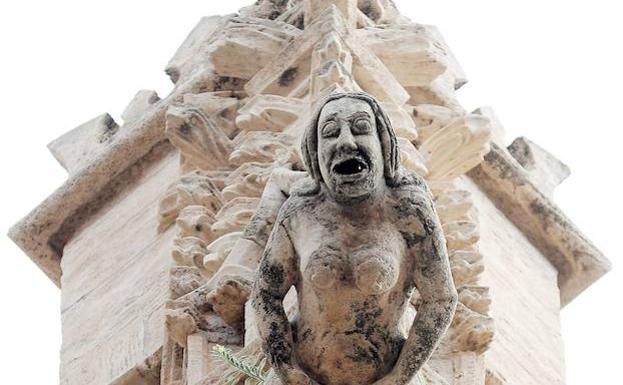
left=302, top=229, right=404, bottom=295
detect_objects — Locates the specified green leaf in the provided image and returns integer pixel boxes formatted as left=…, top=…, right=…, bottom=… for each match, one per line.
left=212, top=345, right=267, bottom=385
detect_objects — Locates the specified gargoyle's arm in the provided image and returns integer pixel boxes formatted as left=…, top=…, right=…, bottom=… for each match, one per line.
left=251, top=222, right=300, bottom=378
left=391, top=190, right=458, bottom=385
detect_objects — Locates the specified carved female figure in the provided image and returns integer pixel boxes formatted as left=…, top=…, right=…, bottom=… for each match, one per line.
left=252, top=92, right=457, bottom=385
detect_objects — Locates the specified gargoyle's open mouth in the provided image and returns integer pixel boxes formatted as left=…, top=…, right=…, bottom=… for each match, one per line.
left=332, top=157, right=368, bottom=176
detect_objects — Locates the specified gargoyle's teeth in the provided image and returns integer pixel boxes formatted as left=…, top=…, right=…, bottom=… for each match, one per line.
left=333, top=158, right=367, bottom=175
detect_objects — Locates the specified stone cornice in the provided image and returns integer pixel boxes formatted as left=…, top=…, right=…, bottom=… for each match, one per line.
left=469, top=142, right=611, bottom=306
left=7, top=67, right=218, bottom=286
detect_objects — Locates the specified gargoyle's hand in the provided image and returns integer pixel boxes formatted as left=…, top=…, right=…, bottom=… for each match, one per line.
left=278, top=366, right=316, bottom=385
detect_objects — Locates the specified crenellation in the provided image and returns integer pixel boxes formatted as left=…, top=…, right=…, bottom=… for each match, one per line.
left=48, top=113, right=120, bottom=175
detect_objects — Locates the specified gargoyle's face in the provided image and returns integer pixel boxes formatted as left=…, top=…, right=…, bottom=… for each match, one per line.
left=317, top=98, right=384, bottom=202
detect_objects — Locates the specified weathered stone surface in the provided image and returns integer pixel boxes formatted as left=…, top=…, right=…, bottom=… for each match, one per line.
left=60, top=151, right=179, bottom=385
left=185, top=334, right=210, bottom=385
left=468, top=143, right=611, bottom=306
left=202, top=232, right=242, bottom=277
left=472, top=107, right=505, bottom=147
left=245, top=6, right=349, bottom=97
left=165, top=15, right=228, bottom=84
left=170, top=266, right=205, bottom=301
left=206, top=274, right=252, bottom=328
left=208, top=17, right=301, bottom=80
left=356, top=24, right=466, bottom=109
left=176, top=205, right=217, bottom=243
left=306, top=0, right=358, bottom=29
left=397, top=137, right=428, bottom=176
left=239, top=0, right=298, bottom=20
left=235, top=95, right=305, bottom=132
left=344, top=34, right=410, bottom=105
left=165, top=105, right=234, bottom=171
left=462, top=176, right=566, bottom=385
left=158, top=170, right=223, bottom=232
left=229, top=131, right=299, bottom=166
left=310, top=31, right=358, bottom=99
left=420, top=113, right=492, bottom=181
left=122, top=90, right=161, bottom=124
left=183, top=92, right=241, bottom=138
left=412, top=104, right=458, bottom=142
left=172, top=236, right=208, bottom=267
left=48, top=113, right=119, bottom=175
left=167, top=16, right=299, bottom=88
left=221, top=162, right=274, bottom=202
left=212, top=197, right=260, bottom=236
left=507, top=137, right=570, bottom=198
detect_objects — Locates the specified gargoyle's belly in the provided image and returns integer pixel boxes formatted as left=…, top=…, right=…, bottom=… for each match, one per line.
left=295, top=327, right=405, bottom=385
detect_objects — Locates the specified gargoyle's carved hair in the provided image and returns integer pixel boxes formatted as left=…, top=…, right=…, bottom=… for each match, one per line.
left=300, top=92, right=400, bottom=191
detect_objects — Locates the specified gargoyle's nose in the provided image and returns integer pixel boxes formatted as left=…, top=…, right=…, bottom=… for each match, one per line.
left=336, top=127, right=357, bottom=152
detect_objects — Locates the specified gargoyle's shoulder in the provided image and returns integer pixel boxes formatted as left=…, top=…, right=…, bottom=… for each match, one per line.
left=388, top=170, right=432, bottom=201
left=276, top=191, right=323, bottom=225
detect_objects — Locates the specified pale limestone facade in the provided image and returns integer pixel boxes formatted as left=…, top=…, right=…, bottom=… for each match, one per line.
left=9, top=1, right=610, bottom=385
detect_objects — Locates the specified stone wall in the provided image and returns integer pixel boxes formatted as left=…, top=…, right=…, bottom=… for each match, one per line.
left=60, top=150, right=179, bottom=385
left=462, top=177, right=564, bottom=385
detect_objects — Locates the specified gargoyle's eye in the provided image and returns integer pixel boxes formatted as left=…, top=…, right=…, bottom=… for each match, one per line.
left=321, top=121, right=339, bottom=138
left=353, top=118, right=372, bottom=134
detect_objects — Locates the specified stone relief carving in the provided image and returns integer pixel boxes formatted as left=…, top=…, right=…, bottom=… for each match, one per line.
left=158, top=171, right=223, bottom=232
left=165, top=105, right=234, bottom=172
left=419, top=115, right=491, bottom=181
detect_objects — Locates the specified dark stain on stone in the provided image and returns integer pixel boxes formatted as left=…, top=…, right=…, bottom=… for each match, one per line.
left=253, top=287, right=281, bottom=315
left=259, top=258, right=285, bottom=288
left=210, top=76, right=246, bottom=92
left=279, top=67, right=298, bottom=87
left=400, top=231, right=426, bottom=248
left=166, top=67, right=180, bottom=83
left=346, top=345, right=380, bottom=364
left=265, top=321, right=292, bottom=366
left=292, top=14, right=305, bottom=29
left=359, top=2, right=381, bottom=22
left=301, top=328, right=312, bottom=341
left=179, top=122, right=191, bottom=136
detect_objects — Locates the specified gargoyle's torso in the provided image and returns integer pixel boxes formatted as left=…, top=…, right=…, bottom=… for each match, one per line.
left=279, top=188, right=420, bottom=385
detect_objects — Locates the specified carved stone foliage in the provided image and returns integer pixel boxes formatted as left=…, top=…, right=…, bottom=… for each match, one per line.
left=165, top=105, right=234, bottom=172
left=236, top=95, right=305, bottom=132
left=158, top=171, right=223, bottom=232
left=433, top=183, right=494, bottom=355
left=229, top=131, right=300, bottom=166
left=419, top=114, right=492, bottom=181
left=175, top=205, right=217, bottom=243
left=221, top=162, right=274, bottom=202
left=183, top=92, right=241, bottom=138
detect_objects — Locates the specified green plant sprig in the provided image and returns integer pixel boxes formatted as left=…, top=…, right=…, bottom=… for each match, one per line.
left=212, top=344, right=269, bottom=385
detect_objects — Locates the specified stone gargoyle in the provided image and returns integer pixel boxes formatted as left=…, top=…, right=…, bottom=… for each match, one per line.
left=252, top=92, right=458, bottom=385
